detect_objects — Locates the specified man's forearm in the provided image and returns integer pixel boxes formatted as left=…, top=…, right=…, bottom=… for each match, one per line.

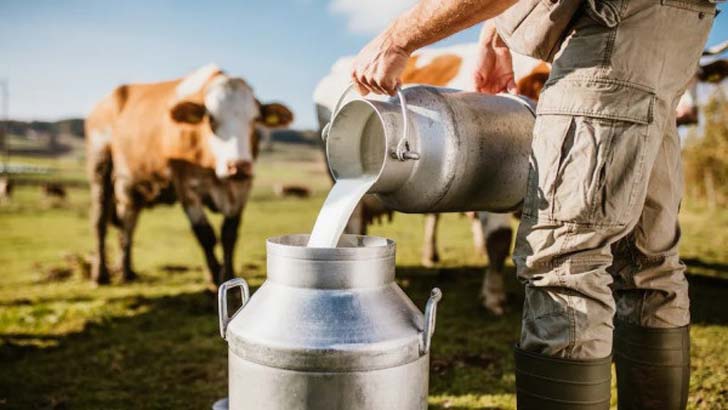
left=386, top=0, right=517, bottom=53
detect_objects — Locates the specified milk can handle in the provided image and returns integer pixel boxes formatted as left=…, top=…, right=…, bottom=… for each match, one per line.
left=218, top=278, right=250, bottom=340
left=321, top=83, right=418, bottom=161
left=420, top=287, right=443, bottom=355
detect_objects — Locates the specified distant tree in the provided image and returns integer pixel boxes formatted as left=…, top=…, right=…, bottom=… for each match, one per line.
left=683, top=91, right=728, bottom=208
left=0, top=118, right=84, bottom=138
left=56, top=118, right=85, bottom=137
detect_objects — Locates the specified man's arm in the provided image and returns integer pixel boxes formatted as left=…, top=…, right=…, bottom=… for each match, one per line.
left=351, top=0, right=517, bottom=96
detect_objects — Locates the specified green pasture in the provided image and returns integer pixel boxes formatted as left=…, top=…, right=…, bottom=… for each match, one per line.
left=1, top=145, right=726, bottom=409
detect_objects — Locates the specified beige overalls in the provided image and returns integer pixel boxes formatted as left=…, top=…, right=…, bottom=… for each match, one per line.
left=507, top=0, right=717, bottom=359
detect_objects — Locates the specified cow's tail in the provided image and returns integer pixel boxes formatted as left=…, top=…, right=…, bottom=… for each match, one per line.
left=86, top=147, right=120, bottom=228
left=106, top=161, right=121, bottom=228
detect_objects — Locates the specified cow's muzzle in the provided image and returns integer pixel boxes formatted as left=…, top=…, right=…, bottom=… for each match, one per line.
left=226, top=160, right=254, bottom=179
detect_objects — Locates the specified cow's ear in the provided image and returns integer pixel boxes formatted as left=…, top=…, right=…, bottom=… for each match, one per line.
left=257, top=102, right=294, bottom=127
left=170, top=101, right=207, bottom=124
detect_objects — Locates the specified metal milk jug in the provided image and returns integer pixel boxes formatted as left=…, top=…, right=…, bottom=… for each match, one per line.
left=322, top=85, right=536, bottom=213
left=218, top=234, right=442, bottom=410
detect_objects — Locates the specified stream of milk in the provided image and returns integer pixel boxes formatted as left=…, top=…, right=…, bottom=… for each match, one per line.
left=307, top=176, right=377, bottom=247
left=307, top=111, right=385, bottom=248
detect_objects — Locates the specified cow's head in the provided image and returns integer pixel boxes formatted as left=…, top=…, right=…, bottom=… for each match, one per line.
left=170, top=66, right=293, bottom=179
left=677, top=58, right=728, bottom=126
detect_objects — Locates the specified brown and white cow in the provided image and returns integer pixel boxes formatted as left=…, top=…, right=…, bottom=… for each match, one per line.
left=86, top=64, right=293, bottom=286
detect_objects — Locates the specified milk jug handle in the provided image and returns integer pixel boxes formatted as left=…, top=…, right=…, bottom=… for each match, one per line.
left=218, top=278, right=251, bottom=340
left=420, top=287, right=443, bottom=355
left=322, top=83, right=418, bottom=162
left=391, top=87, right=419, bottom=161
left=322, top=83, right=357, bottom=142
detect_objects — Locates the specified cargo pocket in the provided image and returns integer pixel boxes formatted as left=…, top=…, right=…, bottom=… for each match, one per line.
left=529, top=78, right=656, bottom=227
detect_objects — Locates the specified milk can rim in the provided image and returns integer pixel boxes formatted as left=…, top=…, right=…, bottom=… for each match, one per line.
left=266, top=234, right=395, bottom=260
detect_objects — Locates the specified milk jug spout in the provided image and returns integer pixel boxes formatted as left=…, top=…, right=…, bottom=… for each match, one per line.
left=324, top=85, right=536, bottom=213
left=323, top=85, right=421, bottom=194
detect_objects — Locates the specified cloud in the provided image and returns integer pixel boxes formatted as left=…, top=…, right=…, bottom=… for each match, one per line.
left=328, top=0, right=417, bottom=35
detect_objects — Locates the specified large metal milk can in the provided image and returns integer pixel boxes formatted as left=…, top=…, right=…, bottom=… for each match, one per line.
left=217, top=234, right=442, bottom=410
left=323, top=85, right=536, bottom=213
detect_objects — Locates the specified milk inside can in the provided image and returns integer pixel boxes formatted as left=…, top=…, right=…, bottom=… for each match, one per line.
left=217, top=234, right=442, bottom=410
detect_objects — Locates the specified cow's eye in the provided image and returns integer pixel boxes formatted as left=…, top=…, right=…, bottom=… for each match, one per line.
left=209, top=115, right=219, bottom=132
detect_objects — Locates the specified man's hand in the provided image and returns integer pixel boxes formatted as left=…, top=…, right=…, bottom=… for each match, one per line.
left=473, top=22, right=517, bottom=94
left=351, top=33, right=410, bottom=96
left=349, top=0, right=518, bottom=97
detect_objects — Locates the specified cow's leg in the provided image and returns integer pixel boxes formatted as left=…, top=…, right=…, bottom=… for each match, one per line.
left=421, top=213, right=440, bottom=267
left=116, top=203, right=140, bottom=282
left=480, top=213, right=512, bottom=316
left=114, top=179, right=140, bottom=282
left=89, top=156, right=113, bottom=285
left=469, top=212, right=486, bottom=257
left=183, top=204, right=221, bottom=286
left=220, top=213, right=241, bottom=284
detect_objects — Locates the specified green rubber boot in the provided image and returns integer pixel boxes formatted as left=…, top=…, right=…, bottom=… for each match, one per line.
left=614, top=321, right=690, bottom=410
left=514, top=345, right=612, bottom=410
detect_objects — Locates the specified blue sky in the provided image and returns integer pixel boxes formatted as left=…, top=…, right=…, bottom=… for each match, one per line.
left=1, top=0, right=726, bottom=129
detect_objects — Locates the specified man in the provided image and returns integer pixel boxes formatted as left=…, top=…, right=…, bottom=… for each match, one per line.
left=350, top=1, right=718, bottom=409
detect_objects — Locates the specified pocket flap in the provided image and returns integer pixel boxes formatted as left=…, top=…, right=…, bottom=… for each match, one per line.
left=495, top=0, right=582, bottom=62
left=537, top=78, right=656, bottom=124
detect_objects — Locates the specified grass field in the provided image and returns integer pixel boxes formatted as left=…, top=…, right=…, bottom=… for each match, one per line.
left=1, top=144, right=727, bottom=409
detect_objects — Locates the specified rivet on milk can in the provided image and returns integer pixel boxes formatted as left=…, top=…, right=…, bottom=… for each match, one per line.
left=216, top=234, right=442, bottom=410
left=322, top=84, right=536, bottom=213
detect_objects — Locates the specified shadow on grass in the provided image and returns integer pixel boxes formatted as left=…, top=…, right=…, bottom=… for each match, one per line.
left=0, top=290, right=231, bottom=410
left=683, top=258, right=728, bottom=274
left=0, top=265, right=725, bottom=409
left=398, top=265, right=523, bottom=399
left=0, top=266, right=522, bottom=409
left=687, top=272, right=728, bottom=325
